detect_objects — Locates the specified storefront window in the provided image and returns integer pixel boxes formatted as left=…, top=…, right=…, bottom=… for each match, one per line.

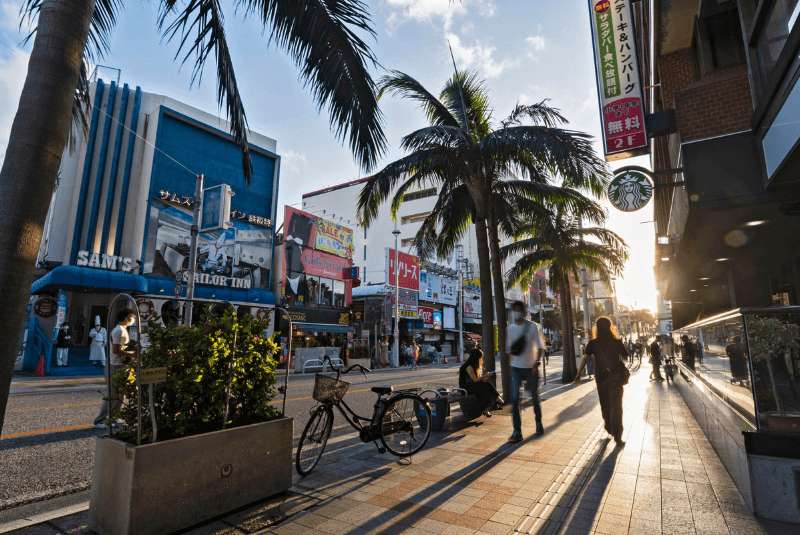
left=285, top=271, right=310, bottom=306
left=319, top=278, right=333, bottom=306
left=307, top=276, right=319, bottom=305
left=676, top=307, right=800, bottom=431
left=333, top=280, right=345, bottom=308
left=756, top=0, right=800, bottom=86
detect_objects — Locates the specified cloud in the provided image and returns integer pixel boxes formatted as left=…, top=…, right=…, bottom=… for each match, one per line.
left=0, top=48, right=30, bottom=162
left=526, top=35, right=546, bottom=54
left=446, top=32, right=511, bottom=79
left=385, top=0, right=495, bottom=31
left=280, top=149, right=307, bottom=176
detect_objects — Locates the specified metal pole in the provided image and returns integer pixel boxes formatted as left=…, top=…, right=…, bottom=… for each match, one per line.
left=459, top=270, right=464, bottom=363
left=392, top=225, right=401, bottom=368
left=539, top=278, right=545, bottom=383
left=275, top=306, right=293, bottom=415
left=185, top=173, right=204, bottom=326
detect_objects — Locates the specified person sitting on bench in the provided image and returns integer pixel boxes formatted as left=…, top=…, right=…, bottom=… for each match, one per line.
left=459, top=348, right=501, bottom=417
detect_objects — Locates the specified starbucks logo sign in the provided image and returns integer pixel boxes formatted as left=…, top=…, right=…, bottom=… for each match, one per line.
left=608, top=167, right=653, bottom=212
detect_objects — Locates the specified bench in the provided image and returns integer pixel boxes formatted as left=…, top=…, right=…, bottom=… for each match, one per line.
left=420, top=387, right=485, bottom=425
left=301, top=357, right=344, bottom=374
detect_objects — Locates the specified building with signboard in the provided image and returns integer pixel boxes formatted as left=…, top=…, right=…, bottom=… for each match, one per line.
left=275, top=207, right=354, bottom=362
left=22, top=80, right=280, bottom=375
left=625, top=0, right=800, bottom=524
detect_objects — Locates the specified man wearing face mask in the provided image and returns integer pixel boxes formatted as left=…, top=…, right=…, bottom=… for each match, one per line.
left=506, top=301, right=546, bottom=442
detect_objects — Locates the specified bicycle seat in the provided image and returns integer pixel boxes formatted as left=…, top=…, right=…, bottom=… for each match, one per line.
left=371, top=386, right=393, bottom=396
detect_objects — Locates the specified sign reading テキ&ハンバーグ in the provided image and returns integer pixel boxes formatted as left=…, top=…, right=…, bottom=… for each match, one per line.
left=608, top=167, right=654, bottom=212
left=589, top=0, right=648, bottom=159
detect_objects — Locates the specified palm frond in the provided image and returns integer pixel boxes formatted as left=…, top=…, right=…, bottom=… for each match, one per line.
left=357, top=148, right=449, bottom=226
left=160, top=0, right=252, bottom=179
left=378, top=70, right=460, bottom=128
left=400, top=125, right=469, bottom=152
left=505, top=251, right=555, bottom=289
left=499, top=237, right=546, bottom=260
left=501, top=100, right=566, bottom=129
left=242, top=0, right=386, bottom=171
left=439, top=70, right=492, bottom=136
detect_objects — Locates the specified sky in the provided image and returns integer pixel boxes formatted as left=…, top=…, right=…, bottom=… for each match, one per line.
left=0, top=0, right=656, bottom=311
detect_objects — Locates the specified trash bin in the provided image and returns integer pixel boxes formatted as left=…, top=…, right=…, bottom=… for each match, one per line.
left=417, top=389, right=450, bottom=431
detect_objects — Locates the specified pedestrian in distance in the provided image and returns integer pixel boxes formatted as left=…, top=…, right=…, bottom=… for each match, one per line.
left=459, top=348, right=501, bottom=417
left=681, top=334, right=696, bottom=371
left=575, top=317, right=630, bottom=446
left=94, top=310, right=137, bottom=427
left=506, top=301, right=546, bottom=443
left=409, top=339, right=419, bottom=369
left=55, top=324, right=72, bottom=366
left=649, top=338, right=664, bottom=381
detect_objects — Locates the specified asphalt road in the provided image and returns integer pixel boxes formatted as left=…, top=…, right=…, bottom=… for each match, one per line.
left=0, top=355, right=566, bottom=511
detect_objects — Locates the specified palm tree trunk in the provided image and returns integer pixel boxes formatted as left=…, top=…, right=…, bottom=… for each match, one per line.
left=560, top=273, right=577, bottom=383
left=473, top=217, right=496, bottom=385
left=486, top=207, right=510, bottom=401
left=0, top=0, right=95, bottom=434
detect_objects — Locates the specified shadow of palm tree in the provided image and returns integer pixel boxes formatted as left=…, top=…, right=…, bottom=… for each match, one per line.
left=556, top=442, right=620, bottom=534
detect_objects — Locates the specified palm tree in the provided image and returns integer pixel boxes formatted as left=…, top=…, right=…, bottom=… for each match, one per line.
left=0, top=0, right=386, bottom=434
left=502, top=204, right=628, bottom=383
left=358, top=70, right=608, bottom=395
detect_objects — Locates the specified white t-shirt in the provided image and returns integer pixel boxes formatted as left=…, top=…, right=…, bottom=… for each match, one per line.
left=506, top=319, right=545, bottom=369
left=110, top=324, right=130, bottom=365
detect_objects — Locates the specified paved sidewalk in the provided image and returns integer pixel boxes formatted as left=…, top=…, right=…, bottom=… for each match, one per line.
left=6, top=368, right=794, bottom=534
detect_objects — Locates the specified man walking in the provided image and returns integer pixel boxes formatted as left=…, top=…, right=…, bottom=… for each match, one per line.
left=94, top=310, right=137, bottom=426
left=649, top=337, right=664, bottom=381
left=506, top=301, right=545, bottom=442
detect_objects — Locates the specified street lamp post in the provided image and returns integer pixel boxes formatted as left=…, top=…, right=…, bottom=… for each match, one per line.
left=185, top=173, right=204, bottom=326
left=392, top=225, right=401, bottom=368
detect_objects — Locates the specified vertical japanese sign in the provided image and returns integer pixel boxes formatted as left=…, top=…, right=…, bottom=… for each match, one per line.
left=589, top=0, right=648, bottom=159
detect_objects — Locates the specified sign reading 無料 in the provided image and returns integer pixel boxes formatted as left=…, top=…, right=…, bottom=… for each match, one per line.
left=608, top=167, right=654, bottom=212
left=589, top=0, right=648, bottom=159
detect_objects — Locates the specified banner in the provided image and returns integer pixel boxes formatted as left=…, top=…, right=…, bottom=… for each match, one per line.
left=143, top=199, right=273, bottom=290
left=388, top=288, right=419, bottom=318
left=386, top=248, right=420, bottom=291
left=419, top=269, right=458, bottom=306
left=284, top=206, right=353, bottom=259
left=589, top=0, right=648, bottom=159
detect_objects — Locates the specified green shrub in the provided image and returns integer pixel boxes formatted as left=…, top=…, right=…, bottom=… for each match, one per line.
left=115, top=306, right=281, bottom=443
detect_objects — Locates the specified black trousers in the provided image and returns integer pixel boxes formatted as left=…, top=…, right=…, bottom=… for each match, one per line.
left=466, top=381, right=500, bottom=412
left=596, top=378, right=624, bottom=439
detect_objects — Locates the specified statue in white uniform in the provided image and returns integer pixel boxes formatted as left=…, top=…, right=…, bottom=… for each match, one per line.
left=89, top=315, right=107, bottom=366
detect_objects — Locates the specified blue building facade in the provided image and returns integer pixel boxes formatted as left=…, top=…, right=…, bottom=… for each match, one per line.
left=23, top=81, right=280, bottom=375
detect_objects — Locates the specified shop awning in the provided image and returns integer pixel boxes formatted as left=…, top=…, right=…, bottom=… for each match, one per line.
left=31, top=266, right=148, bottom=294
left=293, top=322, right=352, bottom=333
left=31, top=267, right=276, bottom=305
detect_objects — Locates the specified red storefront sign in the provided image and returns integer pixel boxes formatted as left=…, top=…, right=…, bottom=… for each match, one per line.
left=419, top=306, right=435, bottom=327
left=386, top=248, right=420, bottom=291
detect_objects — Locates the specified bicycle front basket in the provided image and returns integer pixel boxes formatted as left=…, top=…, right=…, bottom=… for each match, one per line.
left=313, top=374, right=350, bottom=403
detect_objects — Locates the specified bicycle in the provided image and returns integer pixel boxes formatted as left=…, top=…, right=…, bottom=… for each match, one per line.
left=295, top=356, right=433, bottom=476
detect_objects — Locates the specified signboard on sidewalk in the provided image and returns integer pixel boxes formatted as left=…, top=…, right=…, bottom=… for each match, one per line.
left=589, top=0, right=648, bottom=159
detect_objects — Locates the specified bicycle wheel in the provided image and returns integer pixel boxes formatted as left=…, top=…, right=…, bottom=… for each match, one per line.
left=379, top=393, right=431, bottom=457
left=296, top=405, right=333, bottom=476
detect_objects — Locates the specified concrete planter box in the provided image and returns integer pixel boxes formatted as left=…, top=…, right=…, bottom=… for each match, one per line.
left=89, top=417, right=293, bottom=535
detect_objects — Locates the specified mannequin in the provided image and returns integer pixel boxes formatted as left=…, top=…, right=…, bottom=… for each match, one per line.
left=88, top=315, right=107, bottom=366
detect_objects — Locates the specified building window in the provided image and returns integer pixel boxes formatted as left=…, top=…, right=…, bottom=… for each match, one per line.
left=319, top=278, right=333, bottom=306
left=333, top=280, right=346, bottom=308
left=695, top=7, right=746, bottom=76
left=755, top=0, right=800, bottom=86
left=400, top=211, right=432, bottom=225
left=402, top=188, right=437, bottom=202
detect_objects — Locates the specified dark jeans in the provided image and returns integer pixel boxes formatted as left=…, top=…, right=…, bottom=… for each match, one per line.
left=510, top=366, right=542, bottom=435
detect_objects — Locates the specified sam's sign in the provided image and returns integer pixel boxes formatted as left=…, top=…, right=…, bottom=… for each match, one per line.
left=76, top=250, right=140, bottom=273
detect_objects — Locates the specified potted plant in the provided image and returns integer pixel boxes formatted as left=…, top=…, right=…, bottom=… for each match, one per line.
left=746, top=315, right=800, bottom=431
left=89, top=307, right=292, bottom=535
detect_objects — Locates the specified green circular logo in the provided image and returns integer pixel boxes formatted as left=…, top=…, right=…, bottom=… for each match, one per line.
left=608, top=169, right=653, bottom=212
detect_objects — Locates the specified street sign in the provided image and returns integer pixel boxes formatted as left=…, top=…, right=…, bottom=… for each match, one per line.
left=139, top=367, right=168, bottom=385
left=608, top=167, right=654, bottom=211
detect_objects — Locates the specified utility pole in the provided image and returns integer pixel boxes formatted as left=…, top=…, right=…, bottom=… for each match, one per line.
left=392, top=224, right=401, bottom=368
left=185, top=173, right=204, bottom=326
left=457, top=244, right=465, bottom=363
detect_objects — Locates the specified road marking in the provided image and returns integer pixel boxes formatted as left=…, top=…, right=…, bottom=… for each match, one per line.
left=0, top=501, right=89, bottom=534
left=0, top=424, right=95, bottom=441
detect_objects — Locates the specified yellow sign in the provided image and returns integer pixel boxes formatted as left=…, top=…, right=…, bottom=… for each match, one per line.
left=138, top=367, right=168, bottom=385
